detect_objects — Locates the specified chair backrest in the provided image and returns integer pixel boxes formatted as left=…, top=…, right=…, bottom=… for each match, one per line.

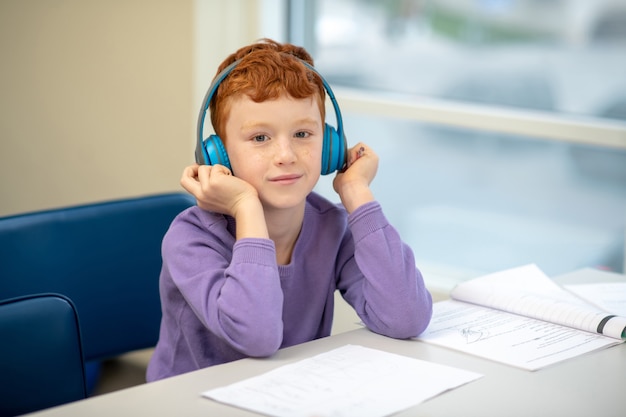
left=0, top=293, right=87, bottom=417
left=0, top=193, right=195, bottom=362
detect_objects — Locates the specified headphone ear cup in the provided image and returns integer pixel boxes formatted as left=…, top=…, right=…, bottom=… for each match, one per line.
left=321, top=124, right=347, bottom=175
left=202, top=135, right=232, bottom=170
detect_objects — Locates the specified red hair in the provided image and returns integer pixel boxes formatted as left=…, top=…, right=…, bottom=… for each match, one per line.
left=209, top=39, right=326, bottom=139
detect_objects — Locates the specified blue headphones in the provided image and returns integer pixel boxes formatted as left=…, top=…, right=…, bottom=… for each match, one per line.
left=195, top=58, right=347, bottom=175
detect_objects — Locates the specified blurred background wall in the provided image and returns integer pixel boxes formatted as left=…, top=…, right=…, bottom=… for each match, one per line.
left=0, top=0, right=261, bottom=217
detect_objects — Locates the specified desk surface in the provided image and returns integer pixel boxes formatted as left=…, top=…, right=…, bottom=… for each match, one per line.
left=28, top=269, right=626, bottom=417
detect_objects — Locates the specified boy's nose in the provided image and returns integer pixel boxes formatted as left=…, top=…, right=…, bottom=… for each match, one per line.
left=274, top=137, right=297, bottom=164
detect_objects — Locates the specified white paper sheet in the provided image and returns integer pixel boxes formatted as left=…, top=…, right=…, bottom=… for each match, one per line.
left=565, top=282, right=626, bottom=317
left=202, top=344, right=482, bottom=417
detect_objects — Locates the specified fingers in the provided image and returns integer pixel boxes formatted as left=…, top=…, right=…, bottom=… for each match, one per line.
left=180, top=163, right=235, bottom=194
left=347, top=142, right=374, bottom=166
left=180, top=164, right=200, bottom=193
left=336, top=142, right=378, bottom=187
left=211, top=164, right=232, bottom=176
left=182, top=164, right=199, bottom=179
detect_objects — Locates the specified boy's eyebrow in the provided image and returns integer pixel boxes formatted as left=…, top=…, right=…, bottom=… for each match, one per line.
left=292, top=117, right=320, bottom=127
left=240, top=120, right=267, bottom=131
left=240, top=117, right=320, bottom=131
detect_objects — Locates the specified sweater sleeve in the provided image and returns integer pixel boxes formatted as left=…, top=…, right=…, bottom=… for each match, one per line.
left=338, top=201, right=433, bottom=338
left=162, top=212, right=284, bottom=358
left=211, top=239, right=284, bottom=355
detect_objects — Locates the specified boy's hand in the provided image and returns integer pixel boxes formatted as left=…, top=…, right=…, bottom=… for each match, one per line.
left=332, top=142, right=378, bottom=213
left=180, top=164, right=260, bottom=218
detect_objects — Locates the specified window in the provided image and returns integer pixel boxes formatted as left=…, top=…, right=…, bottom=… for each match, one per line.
left=306, top=0, right=626, bottom=120
left=289, top=0, right=626, bottom=289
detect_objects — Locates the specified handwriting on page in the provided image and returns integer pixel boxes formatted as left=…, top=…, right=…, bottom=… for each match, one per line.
left=202, top=344, right=481, bottom=417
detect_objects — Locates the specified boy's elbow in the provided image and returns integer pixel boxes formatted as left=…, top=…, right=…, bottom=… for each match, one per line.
left=409, top=314, right=432, bottom=338
left=373, top=302, right=433, bottom=339
left=398, top=290, right=434, bottom=338
left=384, top=317, right=430, bottom=339
left=237, top=326, right=283, bottom=358
left=245, top=339, right=281, bottom=358
left=407, top=300, right=434, bottom=338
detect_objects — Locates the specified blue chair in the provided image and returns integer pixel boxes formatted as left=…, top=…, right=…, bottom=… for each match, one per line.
left=0, top=193, right=195, bottom=393
left=0, top=294, right=87, bottom=417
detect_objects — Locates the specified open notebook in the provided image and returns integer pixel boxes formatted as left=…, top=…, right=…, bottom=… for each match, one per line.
left=417, top=264, right=625, bottom=370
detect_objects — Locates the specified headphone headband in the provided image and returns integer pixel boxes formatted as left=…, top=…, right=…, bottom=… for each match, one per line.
left=196, top=60, right=239, bottom=162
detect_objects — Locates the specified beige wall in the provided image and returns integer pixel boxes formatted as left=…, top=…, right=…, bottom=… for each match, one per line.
left=0, top=0, right=261, bottom=217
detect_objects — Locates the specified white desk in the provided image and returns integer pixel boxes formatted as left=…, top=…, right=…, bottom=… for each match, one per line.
left=27, top=269, right=626, bottom=417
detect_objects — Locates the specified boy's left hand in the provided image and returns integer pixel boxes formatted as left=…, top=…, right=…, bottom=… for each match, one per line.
left=332, top=142, right=378, bottom=213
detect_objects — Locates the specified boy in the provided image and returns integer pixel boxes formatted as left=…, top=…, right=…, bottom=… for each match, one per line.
left=147, top=39, right=432, bottom=381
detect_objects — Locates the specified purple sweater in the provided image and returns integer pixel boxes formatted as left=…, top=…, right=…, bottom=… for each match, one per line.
left=146, top=192, right=432, bottom=381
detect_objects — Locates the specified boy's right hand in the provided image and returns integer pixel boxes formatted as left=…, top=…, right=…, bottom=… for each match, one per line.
left=180, top=164, right=260, bottom=218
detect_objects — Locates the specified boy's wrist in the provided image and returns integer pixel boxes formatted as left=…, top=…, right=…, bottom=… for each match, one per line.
left=338, top=182, right=375, bottom=213
left=233, top=196, right=269, bottom=240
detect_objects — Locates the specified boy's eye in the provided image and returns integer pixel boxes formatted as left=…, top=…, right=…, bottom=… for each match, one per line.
left=253, top=134, right=268, bottom=142
left=294, top=131, right=310, bottom=139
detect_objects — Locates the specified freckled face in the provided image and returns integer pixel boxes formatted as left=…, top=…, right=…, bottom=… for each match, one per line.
left=223, top=94, right=323, bottom=211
